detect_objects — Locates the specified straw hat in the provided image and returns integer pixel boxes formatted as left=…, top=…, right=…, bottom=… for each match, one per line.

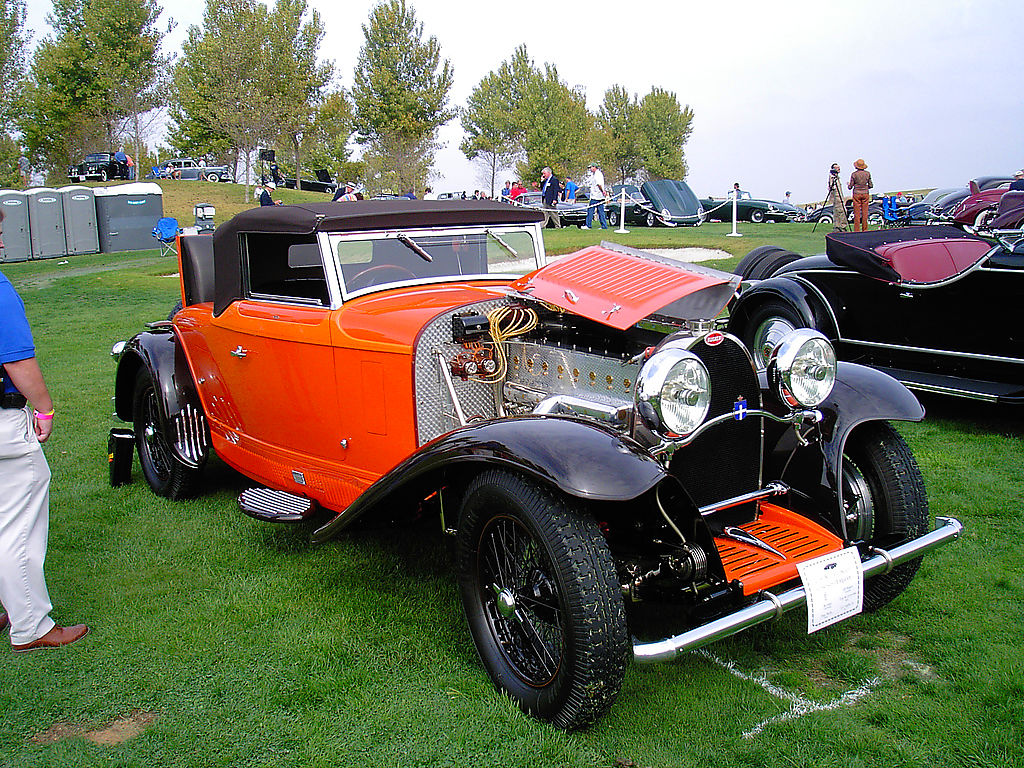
left=854, top=159, right=867, bottom=170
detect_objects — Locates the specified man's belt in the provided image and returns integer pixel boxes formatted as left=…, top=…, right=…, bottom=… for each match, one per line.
left=1, top=392, right=28, bottom=409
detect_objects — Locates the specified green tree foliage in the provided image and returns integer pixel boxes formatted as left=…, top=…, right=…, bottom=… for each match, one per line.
left=462, top=45, right=589, bottom=189
left=21, top=0, right=166, bottom=174
left=636, top=87, right=694, bottom=180
left=288, top=90, right=359, bottom=184
left=595, top=85, right=643, bottom=185
left=351, top=0, right=453, bottom=193
left=0, top=0, right=28, bottom=124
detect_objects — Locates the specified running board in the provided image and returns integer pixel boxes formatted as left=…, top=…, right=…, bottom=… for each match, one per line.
left=633, top=516, right=963, bottom=663
left=238, top=488, right=318, bottom=523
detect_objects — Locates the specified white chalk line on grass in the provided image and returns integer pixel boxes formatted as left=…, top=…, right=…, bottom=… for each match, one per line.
left=695, top=648, right=879, bottom=739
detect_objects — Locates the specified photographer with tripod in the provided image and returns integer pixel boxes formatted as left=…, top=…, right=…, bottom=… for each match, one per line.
left=827, top=163, right=849, bottom=232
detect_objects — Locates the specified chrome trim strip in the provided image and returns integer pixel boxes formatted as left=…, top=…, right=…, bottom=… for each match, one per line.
left=698, top=481, right=789, bottom=516
left=633, top=516, right=963, bottom=663
left=650, top=409, right=821, bottom=457
left=436, top=352, right=468, bottom=427
left=898, top=381, right=1000, bottom=403
left=840, top=337, right=1024, bottom=366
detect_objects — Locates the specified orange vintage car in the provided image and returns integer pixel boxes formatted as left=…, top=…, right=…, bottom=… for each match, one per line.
left=109, top=200, right=961, bottom=728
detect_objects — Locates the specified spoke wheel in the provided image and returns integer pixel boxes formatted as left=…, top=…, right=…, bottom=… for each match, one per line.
left=842, top=422, right=929, bottom=611
left=132, top=368, right=202, bottom=499
left=457, top=470, right=627, bottom=729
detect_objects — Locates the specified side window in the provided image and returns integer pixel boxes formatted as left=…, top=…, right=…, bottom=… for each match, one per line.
left=244, top=234, right=329, bottom=306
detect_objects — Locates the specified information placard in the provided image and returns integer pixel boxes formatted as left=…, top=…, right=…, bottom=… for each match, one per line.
left=796, top=547, right=863, bottom=633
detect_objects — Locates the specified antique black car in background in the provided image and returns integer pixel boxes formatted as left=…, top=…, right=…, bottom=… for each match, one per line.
left=109, top=201, right=961, bottom=728
left=729, top=226, right=1024, bottom=403
left=641, top=179, right=704, bottom=226
left=68, top=152, right=130, bottom=182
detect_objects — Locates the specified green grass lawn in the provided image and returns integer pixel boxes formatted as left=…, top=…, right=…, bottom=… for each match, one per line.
left=0, top=243, right=1021, bottom=767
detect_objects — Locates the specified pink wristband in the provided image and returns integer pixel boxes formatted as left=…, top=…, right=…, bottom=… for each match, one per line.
left=34, top=410, right=54, bottom=421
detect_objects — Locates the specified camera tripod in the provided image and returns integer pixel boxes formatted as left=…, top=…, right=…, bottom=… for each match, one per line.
left=812, top=173, right=849, bottom=233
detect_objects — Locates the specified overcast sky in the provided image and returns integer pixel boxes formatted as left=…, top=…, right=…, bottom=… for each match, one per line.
left=24, top=0, right=1024, bottom=203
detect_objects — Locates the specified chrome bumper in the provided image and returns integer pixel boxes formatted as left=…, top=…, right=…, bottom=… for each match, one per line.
left=633, top=516, right=963, bottom=663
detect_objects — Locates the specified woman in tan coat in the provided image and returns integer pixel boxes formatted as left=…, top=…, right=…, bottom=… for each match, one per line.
left=849, top=159, right=873, bottom=232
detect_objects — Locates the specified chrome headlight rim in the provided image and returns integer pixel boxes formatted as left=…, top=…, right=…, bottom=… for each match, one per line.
left=635, top=348, right=711, bottom=437
left=767, top=329, right=836, bottom=408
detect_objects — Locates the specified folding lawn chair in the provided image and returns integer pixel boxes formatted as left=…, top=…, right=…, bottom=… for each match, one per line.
left=152, top=217, right=181, bottom=257
left=881, top=196, right=907, bottom=229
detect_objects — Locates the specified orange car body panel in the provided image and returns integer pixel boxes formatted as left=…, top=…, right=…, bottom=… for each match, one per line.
left=172, top=281, right=508, bottom=513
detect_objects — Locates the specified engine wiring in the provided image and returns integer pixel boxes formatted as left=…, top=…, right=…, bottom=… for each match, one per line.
left=470, top=305, right=539, bottom=383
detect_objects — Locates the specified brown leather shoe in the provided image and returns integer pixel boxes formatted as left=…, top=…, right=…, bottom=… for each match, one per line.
left=0, top=612, right=8, bottom=633
left=12, top=624, right=89, bottom=652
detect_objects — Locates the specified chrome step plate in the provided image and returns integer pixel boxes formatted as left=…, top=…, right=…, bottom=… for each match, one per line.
left=238, top=487, right=317, bottom=523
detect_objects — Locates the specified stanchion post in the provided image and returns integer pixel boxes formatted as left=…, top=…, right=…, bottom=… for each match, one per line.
left=727, top=192, right=742, bottom=237
left=615, top=188, right=629, bottom=234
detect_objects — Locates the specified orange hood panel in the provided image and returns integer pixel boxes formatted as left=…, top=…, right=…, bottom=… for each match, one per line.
left=509, top=245, right=739, bottom=330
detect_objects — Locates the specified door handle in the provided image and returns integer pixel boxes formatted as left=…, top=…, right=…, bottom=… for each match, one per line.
left=230, top=345, right=248, bottom=358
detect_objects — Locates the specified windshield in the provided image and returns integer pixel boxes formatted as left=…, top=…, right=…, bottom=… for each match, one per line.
left=86, top=153, right=111, bottom=162
left=330, top=225, right=542, bottom=298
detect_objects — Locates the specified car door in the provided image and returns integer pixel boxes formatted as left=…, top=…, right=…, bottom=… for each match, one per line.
left=200, top=237, right=344, bottom=462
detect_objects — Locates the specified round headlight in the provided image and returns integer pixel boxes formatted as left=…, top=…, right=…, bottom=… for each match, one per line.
left=662, top=208, right=671, bottom=218
left=768, top=329, right=836, bottom=407
left=636, top=349, right=711, bottom=436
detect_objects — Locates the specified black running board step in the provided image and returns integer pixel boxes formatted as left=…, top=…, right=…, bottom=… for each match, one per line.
left=238, top=488, right=318, bottom=522
left=874, top=366, right=1024, bottom=403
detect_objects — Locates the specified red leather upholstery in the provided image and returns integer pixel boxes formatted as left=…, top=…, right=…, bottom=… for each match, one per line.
left=873, top=238, right=990, bottom=283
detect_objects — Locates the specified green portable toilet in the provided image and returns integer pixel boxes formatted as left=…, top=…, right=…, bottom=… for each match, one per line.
left=0, top=190, right=31, bottom=262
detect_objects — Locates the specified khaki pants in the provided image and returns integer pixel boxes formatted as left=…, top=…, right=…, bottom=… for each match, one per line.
left=852, top=191, right=871, bottom=232
left=0, top=407, right=55, bottom=646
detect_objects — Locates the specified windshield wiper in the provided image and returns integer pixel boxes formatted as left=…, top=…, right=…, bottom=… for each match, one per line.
left=397, top=233, right=433, bottom=262
left=486, top=229, right=519, bottom=259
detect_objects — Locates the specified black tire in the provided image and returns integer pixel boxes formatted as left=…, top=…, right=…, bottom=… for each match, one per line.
left=645, top=211, right=656, bottom=227
left=734, top=245, right=785, bottom=279
left=132, top=368, right=202, bottom=499
left=206, top=172, right=220, bottom=183
left=750, top=209, right=765, bottom=223
left=841, top=423, right=929, bottom=611
left=167, top=300, right=183, bottom=321
left=748, top=249, right=800, bottom=280
left=740, top=298, right=806, bottom=370
left=819, top=214, right=833, bottom=225
left=99, top=169, right=108, bottom=182
left=608, top=208, right=620, bottom=227
left=457, top=469, right=628, bottom=730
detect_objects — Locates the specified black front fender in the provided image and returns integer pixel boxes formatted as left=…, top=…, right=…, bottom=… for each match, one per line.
left=312, top=416, right=667, bottom=543
left=769, top=361, right=924, bottom=538
left=730, top=275, right=838, bottom=339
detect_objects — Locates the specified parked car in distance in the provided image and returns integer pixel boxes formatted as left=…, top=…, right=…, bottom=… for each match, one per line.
left=729, top=226, right=1024, bottom=403
left=641, top=179, right=704, bottom=226
left=163, top=158, right=233, bottom=183
left=700, top=195, right=789, bottom=223
left=606, top=184, right=652, bottom=227
left=68, top=152, right=130, bottom=183
left=514, top=190, right=590, bottom=227
left=283, top=169, right=338, bottom=194
left=805, top=199, right=883, bottom=227
left=108, top=201, right=961, bottom=729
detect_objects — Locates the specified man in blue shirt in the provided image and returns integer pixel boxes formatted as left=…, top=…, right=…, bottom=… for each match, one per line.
left=0, top=211, right=89, bottom=651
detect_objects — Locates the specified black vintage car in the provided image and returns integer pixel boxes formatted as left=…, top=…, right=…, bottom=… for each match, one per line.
left=729, top=226, right=1024, bottom=404
left=108, top=202, right=961, bottom=728
left=606, top=184, right=650, bottom=227
left=68, top=152, right=130, bottom=183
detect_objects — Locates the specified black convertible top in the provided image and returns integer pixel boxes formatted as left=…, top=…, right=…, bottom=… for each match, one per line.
left=212, top=200, right=544, bottom=314
left=825, top=225, right=980, bottom=282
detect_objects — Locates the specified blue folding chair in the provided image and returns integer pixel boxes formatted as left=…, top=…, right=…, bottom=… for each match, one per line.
left=152, top=217, right=181, bottom=257
left=881, top=196, right=907, bottom=228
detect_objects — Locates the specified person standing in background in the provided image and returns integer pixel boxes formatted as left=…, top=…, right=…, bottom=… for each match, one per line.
left=827, top=163, right=849, bottom=232
left=848, top=159, right=873, bottom=232
left=584, top=163, right=608, bottom=229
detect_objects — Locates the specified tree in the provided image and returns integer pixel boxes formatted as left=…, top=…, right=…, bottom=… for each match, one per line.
left=262, top=0, right=332, bottom=188
left=0, top=0, right=29, bottom=124
left=20, top=0, right=168, bottom=174
left=636, top=87, right=694, bottom=180
left=463, top=46, right=590, bottom=189
left=595, top=85, right=643, bottom=185
left=289, top=90, right=358, bottom=182
left=351, top=0, right=453, bottom=194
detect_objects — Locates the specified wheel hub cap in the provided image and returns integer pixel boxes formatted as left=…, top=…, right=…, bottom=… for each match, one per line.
left=494, top=586, right=517, bottom=619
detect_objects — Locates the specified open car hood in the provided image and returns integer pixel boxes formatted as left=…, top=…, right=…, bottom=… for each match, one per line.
left=509, top=243, right=739, bottom=331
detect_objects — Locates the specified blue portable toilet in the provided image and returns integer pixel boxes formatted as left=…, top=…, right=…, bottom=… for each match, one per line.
left=95, top=182, right=164, bottom=253
left=59, top=185, right=100, bottom=255
left=0, top=190, right=31, bottom=262
left=27, top=188, right=67, bottom=259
